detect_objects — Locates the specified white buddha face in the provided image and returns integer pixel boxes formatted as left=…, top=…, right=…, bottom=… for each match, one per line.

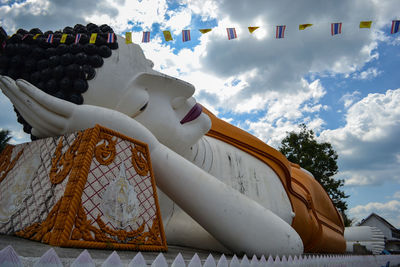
left=84, top=36, right=211, bottom=154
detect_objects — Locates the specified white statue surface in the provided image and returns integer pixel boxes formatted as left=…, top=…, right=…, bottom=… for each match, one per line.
left=2, top=24, right=363, bottom=256
left=0, top=33, right=302, bottom=256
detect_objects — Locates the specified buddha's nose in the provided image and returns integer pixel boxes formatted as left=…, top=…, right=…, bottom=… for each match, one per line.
left=171, top=96, right=195, bottom=109
left=168, top=77, right=195, bottom=99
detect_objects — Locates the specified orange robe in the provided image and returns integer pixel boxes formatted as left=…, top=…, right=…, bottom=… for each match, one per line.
left=204, top=109, right=346, bottom=253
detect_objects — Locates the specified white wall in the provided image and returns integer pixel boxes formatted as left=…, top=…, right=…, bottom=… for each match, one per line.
left=361, top=216, right=392, bottom=239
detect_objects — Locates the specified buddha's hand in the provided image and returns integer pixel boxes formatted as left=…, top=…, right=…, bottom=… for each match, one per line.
left=0, top=76, right=159, bottom=151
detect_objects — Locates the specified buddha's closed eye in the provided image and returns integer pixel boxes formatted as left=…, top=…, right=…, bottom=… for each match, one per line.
left=140, top=102, right=148, bottom=112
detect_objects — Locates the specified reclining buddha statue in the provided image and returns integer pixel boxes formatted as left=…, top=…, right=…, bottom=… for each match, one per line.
left=0, top=24, right=347, bottom=256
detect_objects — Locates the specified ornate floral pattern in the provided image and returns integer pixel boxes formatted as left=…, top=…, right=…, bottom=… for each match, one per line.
left=95, top=132, right=116, bottom=165
left=9, top=125, right=166, bottom=251
left=70, top=201, right=162, bottom=245
left=0, top=145, right=24, bottom=184
left=15, top=199, right=62, bottom=243
left=49, top=133, right=83, bottom=184
left=131, top=144, right=149, bottom=176
left=100, top=163, right=141, bottom=229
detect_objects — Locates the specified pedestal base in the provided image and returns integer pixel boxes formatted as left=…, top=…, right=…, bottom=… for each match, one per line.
left=0, top=125, right=166, bottom=252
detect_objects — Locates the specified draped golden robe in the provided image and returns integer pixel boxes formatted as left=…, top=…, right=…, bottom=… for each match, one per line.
left=204, top=109, right=345, bottom=253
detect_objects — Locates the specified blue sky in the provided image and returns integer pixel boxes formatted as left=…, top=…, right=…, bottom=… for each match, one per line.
left=1, top=0, right=400, bottom=227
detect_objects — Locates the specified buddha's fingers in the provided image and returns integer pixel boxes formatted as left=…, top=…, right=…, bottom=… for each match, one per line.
left=31, top=128, right=51, bottom=139
left=17, top=93, right=66, bottom=134
left=16, top=79, right=74, bottom=118
left=0, top=76, right=66, bottom=136
left=4, top=87, right=60, bottom=136
left=0, top=75, right=19, bottom=102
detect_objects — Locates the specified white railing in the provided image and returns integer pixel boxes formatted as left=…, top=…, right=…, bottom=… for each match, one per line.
left=1, top=245, right=400, bottom=266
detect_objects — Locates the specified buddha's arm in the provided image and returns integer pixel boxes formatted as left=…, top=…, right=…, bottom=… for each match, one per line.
left=150, top=143, right=303, bottom=256
left=0, top=75, right=303, bottom=256
left=0, top=76, right=158, bottom=150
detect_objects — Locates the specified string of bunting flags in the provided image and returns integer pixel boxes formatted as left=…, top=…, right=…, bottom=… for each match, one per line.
left=121, top=20, right=400, bottom=44
left=182, top=29, right=191, bottom=42
left=25, top=20, right=400, bottom=45
left=31, top=32, right=118, bottom=45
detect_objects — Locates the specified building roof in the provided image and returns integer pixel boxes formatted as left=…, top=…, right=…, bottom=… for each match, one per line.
left=360, top=213, right=400, bottom=235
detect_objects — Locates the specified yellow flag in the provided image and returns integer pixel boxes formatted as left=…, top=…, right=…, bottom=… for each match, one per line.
left=359, top=21, right=372, bottom=28
left=89, top=33, right=97, bottom=44
left=33, top=34, right=40, bottom=40
left=163, top=30, right=173, bottom=41
left=248, top=27, right=260, bottom=34
left=125, top=32, right=132, bottom=44
left=60, top=33, right=68, bottom=43
left=299, top=24, right=313, bottom=30
left=199, top=29, right=212, bottom=34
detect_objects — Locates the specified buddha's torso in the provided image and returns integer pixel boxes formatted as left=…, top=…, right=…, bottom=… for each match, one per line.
left=157, top=109, right=345, bottom=253
left=158, top=135, right=293, bottom=252
left=186, top=136, right=293, bottom=222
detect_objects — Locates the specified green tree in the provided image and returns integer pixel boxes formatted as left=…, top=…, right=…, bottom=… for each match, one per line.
left=279, top=124, right=352, bottom=226
left=0, top=129, right=12, bottom=153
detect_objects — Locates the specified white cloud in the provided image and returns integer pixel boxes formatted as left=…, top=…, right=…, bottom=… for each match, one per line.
left=342, top=172, right=383, bottom=186
left=1, top=0, right=396, bottom=121
left=164, top=8, right=192, bottom=35
left=1, top=0, right=400, bottom=194
left=0, top=0, right=118, bottom=33
left=349, top=200, right=400, bottom=227
left=393, top=191, right=400, bottom=199
left=82, top=0, right=170, bottom=34
left=234, top=93, right=266, bottom=113
left=321, top=89, right=400, bottom=186
left=323, top=89, right=400, bottom=142
left=240, top=78, right=326, bottom=147
left=198, top=0, right=383, bottom=78
left=264, top=79, right=326, bottom=122
left=0, top=92, right=30, bottom=144
left=340, top=91, right=361, bottom=108
left=245, top=119, right=294, bottom=148
left=186, top=0, right=219, bottom=21
left=247, top=115, right=326, bottom=149
left=352, top=67, right=382, bottom=80
left=302, top=104, right=326, bottom=113
left=175, top=0, right=400, bottom=135
left=0, top=0, right=172, bottom=35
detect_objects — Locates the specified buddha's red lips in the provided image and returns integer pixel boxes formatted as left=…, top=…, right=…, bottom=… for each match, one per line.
left=180, top=103, right=202, bottom=124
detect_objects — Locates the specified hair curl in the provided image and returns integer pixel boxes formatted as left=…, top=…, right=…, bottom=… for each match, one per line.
left=0, top=23, right=118, bottom=140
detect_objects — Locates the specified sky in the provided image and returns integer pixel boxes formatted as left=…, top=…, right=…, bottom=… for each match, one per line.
left=1, top=0, right=400, bottom=228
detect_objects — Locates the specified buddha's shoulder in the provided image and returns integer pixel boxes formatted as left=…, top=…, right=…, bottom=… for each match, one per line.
left=202, top=107, right=290, bottom=172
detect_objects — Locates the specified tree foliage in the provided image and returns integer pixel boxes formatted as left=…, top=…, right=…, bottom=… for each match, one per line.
left=0, top=129, right=12, bottom=153
left=279, top=124, right=351, bottom=225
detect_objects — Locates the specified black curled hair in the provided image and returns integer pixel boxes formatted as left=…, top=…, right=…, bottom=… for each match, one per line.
left=0, top=23, right=118, bottom=140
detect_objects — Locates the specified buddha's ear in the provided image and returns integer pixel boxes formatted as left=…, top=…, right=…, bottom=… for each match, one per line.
left=114, top=73, right=150, bottom=117
left=133, top=72, right=195, bottom=98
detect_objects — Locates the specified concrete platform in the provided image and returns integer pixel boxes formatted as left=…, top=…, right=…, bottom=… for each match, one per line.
left=0, top=234, right=231, bottom=266
left=2, top=234, right=400, bottom=266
